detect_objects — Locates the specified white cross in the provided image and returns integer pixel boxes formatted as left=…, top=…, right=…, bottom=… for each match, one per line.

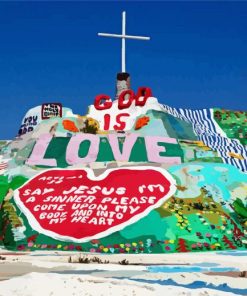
left=98, top=11, right=150, bottom=73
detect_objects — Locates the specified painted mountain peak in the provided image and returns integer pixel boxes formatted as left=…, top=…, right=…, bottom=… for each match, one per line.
left=0, top=92, right=246, bottom=253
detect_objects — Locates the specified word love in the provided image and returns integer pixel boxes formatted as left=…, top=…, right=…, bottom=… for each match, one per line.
left=14, top=167, right=176, bottom=242
left=26, top=133, right=181, bottom=167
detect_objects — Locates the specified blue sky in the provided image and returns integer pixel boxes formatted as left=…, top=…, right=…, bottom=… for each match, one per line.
left=0, top=1, right=247, bottom=139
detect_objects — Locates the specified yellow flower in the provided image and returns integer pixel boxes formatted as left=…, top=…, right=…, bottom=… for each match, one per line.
left=57, top=244, right=62, bottom=249
left=132, top=242, right=137, bottom=247
left=125, top=247, right=130, bottom=252
left=169, top=240, right=175, bottom=244
left=119, top=244, right=125, bottom=248
left=103, top=247, right=109, bottom=253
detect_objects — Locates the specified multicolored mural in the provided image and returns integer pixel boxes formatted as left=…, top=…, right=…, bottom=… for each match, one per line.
left=0, top=84, right=246, bottom=254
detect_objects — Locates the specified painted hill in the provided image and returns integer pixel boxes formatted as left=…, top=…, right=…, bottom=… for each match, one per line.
left=0, top=91, right=246, bottom=254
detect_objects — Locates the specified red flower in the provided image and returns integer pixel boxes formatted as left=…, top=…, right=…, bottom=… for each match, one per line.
left=17, top=245, right=25, bottom=251
left=91, top=239, right=100, bottom=245
left=27, top=234, right=38, bottom=243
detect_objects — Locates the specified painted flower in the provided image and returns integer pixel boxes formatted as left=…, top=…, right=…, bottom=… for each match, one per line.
left=91, top=239, right=100, bottom=245
left=90, top=248, right=96, bottom=253
left=165, top=246, right=171, bottom=251
left=17, top=245, right=25, bottom=251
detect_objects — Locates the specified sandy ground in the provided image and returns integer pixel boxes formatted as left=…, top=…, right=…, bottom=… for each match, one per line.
left=0, top=250, right=246, bottom=295
left=1, top=250, right=247, bottom=268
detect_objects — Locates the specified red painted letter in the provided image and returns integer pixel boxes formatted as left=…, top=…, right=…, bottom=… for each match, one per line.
left=135, top=87, right=152, bottom=107
left=113, top=113, right=130, bottom=131
left=103, top=114, right=111, bottom=130
left=94, top=94, right=112, bottom=110
left=118, top=90, right=135, bottom=110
